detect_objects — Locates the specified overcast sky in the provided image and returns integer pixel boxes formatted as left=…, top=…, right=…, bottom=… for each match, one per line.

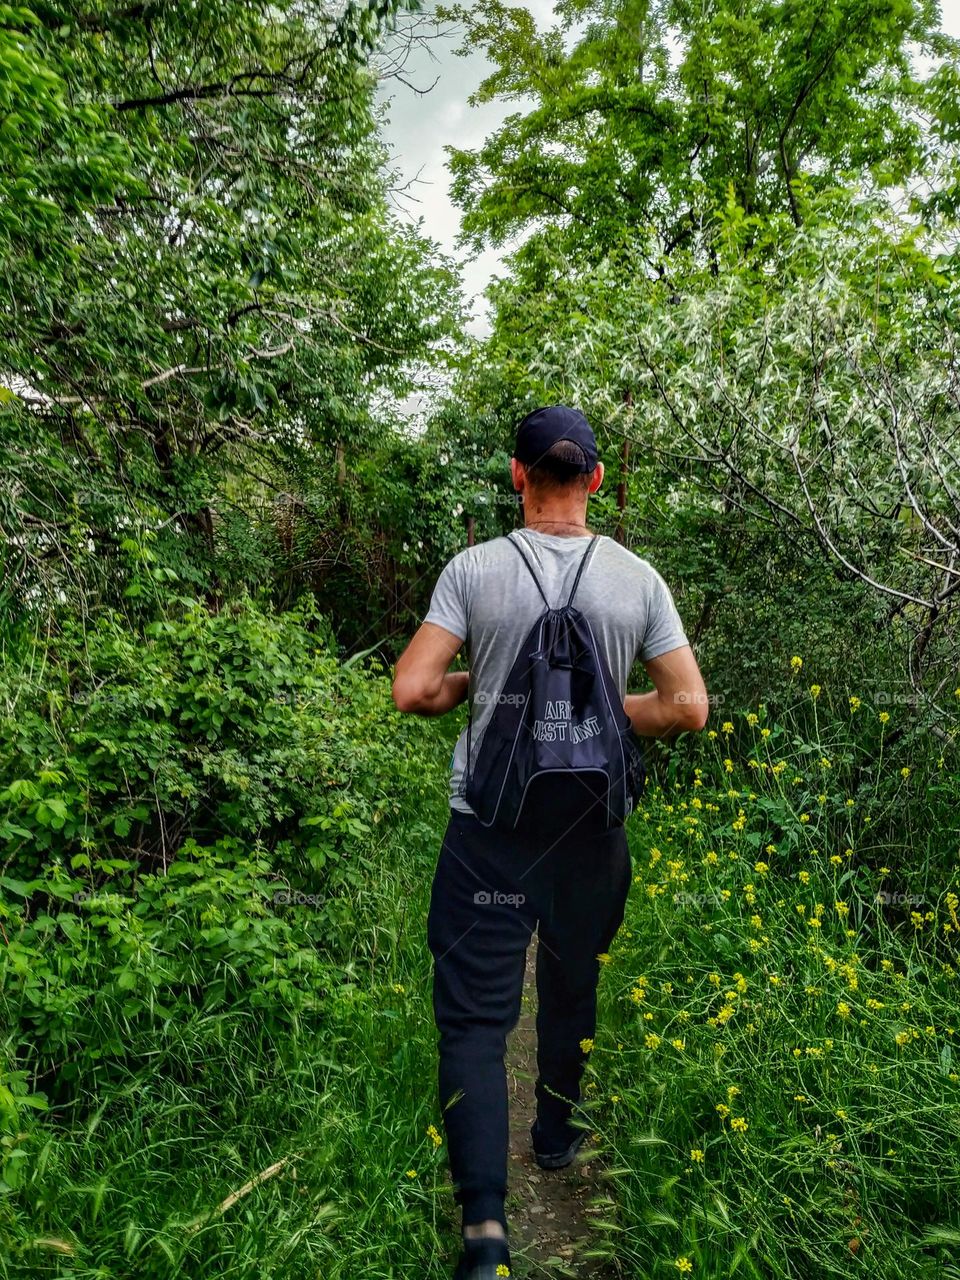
left=375, top=0, right=960, bottom=341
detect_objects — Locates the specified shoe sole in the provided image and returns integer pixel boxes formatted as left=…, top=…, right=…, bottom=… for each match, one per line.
left=533, top=1129, right=587, bottom=1170
left=454, top=1246, right=512, bottom=1279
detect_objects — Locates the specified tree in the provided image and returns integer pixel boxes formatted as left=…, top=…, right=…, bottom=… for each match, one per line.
left=0, top=0, right=466, bottom=618
left=504, top=183, right=960, bottom=714
left=440, top=0, right=956, bottom=271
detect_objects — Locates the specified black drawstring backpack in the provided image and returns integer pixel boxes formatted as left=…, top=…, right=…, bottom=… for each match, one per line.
left=464, top=531, right=646, bottom=835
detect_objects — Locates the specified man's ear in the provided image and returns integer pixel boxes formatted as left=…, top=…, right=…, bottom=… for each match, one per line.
left=511, top=457, right=525, bottom=492
left=587, top=462, right=604, bottom=494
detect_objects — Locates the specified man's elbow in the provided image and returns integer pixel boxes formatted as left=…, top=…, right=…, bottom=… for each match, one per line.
left=392, top=671, right=439, bottom=714
left=677, top=692, right=710, bottom=733
left=391, top=676, right=422, bottom=714
left=688, top=703, right=710, bottom=732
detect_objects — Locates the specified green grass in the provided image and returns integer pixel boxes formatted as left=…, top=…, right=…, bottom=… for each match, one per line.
left=1, top=803, right=461, bottom=1278
left=5, top=673, right=960, bottom=1279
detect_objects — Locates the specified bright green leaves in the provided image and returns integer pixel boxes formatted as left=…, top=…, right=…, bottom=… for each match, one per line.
left=442, top=0, right=954, bottom=268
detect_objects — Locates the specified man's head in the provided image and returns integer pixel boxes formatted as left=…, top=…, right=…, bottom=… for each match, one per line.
left=511, top=404, right=604, bottom=501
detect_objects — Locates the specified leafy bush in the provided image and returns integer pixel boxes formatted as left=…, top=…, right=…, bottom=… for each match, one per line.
left=0, top=599, right=448, bottom=1216
left=0, top=599, right=430, bottom=877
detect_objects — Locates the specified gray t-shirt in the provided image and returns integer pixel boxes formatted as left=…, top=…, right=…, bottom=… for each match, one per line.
left=423, top=528, right=689, bottom=815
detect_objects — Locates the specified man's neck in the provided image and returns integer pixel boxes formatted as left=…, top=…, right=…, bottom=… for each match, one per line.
left=522, top=510, right=591, bottom=535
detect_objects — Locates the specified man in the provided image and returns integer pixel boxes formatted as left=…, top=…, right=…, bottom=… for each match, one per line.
left=392, top=405, right=708, bottom=1280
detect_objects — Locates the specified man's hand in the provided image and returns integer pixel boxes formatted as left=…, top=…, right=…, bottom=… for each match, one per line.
left=392, top=622, right=468, bottom=716
left=624, top=644, right=709, bottom=738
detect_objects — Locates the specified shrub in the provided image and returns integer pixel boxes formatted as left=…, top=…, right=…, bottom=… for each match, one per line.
left=0, top=598, right=431, bottom=877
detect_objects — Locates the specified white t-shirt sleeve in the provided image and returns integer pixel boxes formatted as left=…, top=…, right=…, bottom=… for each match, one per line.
left=423, top=555, right=468, bottom=642
left=639, top=568, right=689, bottom=661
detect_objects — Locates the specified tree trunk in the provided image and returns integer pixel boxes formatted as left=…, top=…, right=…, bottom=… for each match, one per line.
left=615, top=389, right=632, bottom=545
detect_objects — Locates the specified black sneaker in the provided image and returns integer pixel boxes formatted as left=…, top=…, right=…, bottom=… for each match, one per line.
left=530, top=1116, right=589, bottom=1170
left=452, top=1236, right=512, bottom=1279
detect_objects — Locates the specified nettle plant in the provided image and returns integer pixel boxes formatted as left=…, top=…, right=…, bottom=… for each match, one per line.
left=0, top=598, right=431, bottom=880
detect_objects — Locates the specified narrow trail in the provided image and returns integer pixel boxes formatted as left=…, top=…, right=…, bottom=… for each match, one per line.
left=504, top=941, right=619, bottom=1279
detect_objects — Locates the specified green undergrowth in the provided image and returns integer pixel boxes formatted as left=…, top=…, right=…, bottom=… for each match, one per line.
left=0, top=601, right=460, bottom=1277
left=589, top=689, right=960, bottom=1280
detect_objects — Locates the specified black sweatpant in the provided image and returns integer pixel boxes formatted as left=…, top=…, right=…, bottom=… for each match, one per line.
left=426, top=807, right=631, bottom=1231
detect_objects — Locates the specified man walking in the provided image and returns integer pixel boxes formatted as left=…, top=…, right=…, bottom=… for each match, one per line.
left=392, top=405, right=708, bottom=1279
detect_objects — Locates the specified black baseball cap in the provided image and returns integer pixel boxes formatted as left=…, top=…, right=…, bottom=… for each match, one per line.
left=514, top=404, right=599, bottom=473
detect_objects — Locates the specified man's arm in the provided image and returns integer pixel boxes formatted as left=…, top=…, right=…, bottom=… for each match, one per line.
left=392, top=621, right=468, bottom=716
left=624, top=644, right=709, bottom=738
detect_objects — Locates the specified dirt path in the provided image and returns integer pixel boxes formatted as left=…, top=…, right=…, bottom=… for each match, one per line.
left=504, top=940, right=618, bottom=1279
